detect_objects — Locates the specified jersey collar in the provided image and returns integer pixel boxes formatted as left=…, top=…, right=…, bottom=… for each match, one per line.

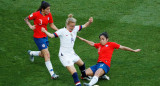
left=65, top=27, right=73, bottom=32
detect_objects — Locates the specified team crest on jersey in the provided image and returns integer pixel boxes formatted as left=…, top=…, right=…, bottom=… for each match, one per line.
left=30, top=13, right=33, bottom=17
left=42, top=44, right=45, bottom=47
left=100, top=64, right=104, bottom=67
left=48, top=17, right=49, bottom=20
left=105, top=45, right=108, bottom=47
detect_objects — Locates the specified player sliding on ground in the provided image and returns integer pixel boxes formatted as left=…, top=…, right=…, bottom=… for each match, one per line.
left=41, top=14, right=93, bottom=86
left=77, top=32, right=141, bottom=86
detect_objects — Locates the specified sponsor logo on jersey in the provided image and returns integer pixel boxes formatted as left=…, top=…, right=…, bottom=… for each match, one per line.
left=48, top=17, right=49, bottom=20
left=30, top=13, right=33, bottom=17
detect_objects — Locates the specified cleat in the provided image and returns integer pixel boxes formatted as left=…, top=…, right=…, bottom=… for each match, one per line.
left=83, top=83, right=91, bottom=86
left=28, top=50, right=34, bottom=62
left=99, top=75, right=110, bottom=80
left=81, top=76, right=92, bottom=81
left=51, top=74, right=59, bottom=79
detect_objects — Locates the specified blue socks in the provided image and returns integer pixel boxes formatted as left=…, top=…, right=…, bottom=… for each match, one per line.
left=72, top=72, right=81, bottom=86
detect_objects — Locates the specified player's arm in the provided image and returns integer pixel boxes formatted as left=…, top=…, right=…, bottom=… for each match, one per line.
left=77, top=36, right=95, bottom=46
left=41, top=27, right=55, bottom=38
left=119, top=45, right=141, bottom=52
left=24, top=17, right=35, bottom=30
left=82, top=17, right=93, bottom=28
left=49, top=23, right=59, bottom=31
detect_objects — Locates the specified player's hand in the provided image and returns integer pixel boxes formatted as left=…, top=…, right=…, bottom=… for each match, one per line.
left=30, top=25, right=36, bottom=30
left=133, top=49, right=141, bottom=52
left=89, top=17, right=93, bottom=23
left=76, top=36, right=80, bottom=38
left=41, top=27, right=46, bottom=32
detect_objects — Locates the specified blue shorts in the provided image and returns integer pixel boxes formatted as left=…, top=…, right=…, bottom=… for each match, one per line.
left=90, top=62, right=110, bottom=74
left=34, top=37, right=49, bottom=51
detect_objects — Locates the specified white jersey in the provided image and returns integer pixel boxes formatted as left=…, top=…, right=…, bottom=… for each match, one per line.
left=53, top=25, right=82, bottom=67
left=54, top=25, right=82, bottom=55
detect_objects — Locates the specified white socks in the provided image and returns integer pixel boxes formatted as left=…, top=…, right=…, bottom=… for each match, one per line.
left=89, top=76, right=99, bottom=86
left=45, top=61, right=54, bottom=76
left=30, top=51, right=40, bottom=56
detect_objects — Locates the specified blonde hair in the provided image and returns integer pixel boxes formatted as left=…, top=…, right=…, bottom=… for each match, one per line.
left=66, top=14, right=77, bottom=25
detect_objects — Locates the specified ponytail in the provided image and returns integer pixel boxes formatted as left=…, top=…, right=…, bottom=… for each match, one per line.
left=37, top=1, right=50, bottom=11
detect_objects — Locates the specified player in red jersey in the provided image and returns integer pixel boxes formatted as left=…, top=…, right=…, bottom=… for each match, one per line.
left=77, top=32, right=141, bottom=86
left=24, top=1, right=59, bottom=79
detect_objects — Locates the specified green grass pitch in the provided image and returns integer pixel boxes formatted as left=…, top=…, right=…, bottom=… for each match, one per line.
left=0, top=0, right=160, bottom=86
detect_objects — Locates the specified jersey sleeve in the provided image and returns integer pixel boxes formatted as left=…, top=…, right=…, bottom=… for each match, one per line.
left=74, top=25, right=82, bottom=32
left=111, top=42, right=120, bottom=49
left=53, top=29, right=63, bottom=38
left=28, top=12, right=37, bottom=20
left=48, top=13, right=54, bottom=23
left=94, top=43, right=100, bottom=49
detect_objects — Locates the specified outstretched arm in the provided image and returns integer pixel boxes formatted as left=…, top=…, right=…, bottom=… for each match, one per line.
left=49, top=23, right=59, bottom=31
left=77, top=36, right=95, bottom=46
left=119, top=45, right=141, bottom=52
left=24, top=17, right=35, bottom=30
left=82, top=17, right=93, bottom=28
left=41, top=27, right=55, bottom=38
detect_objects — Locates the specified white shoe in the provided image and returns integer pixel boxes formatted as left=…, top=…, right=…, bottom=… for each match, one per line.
left=51, top=74, right=59, bottom=79
left=28, top=50, right=34, bottom=62
left=83, top=83, right=92, bottom=86
left=100, top=75, right=110, bottom=80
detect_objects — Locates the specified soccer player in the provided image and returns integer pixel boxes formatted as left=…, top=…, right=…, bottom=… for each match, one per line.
left=24, top=1, right=59, bottom=79
left=76, top=32, right=141, bottom=86
left=41, top=14, right=93, bottom=86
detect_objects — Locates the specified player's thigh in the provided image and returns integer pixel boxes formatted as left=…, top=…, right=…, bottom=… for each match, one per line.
left=85, top=68, right=94, bottom=76
left=34, top=37, right=49, bottom=51
left=66, top=65, right=77, bottom=75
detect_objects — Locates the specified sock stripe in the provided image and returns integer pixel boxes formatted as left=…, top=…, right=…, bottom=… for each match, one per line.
left=50, top=69, right=53, bottom=72
left=75, top=81, right=81, bottom=85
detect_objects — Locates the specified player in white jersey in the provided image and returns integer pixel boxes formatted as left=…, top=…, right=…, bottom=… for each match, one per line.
left=41, top=14, right=93, bottom=86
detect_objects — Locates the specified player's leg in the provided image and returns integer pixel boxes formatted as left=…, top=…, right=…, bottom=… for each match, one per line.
left=41, top=48, right=59, bottom=79
left=75, top=59, right=86, bottom=76
left=66, top=65, right=81, bottom=86
left=84, top=63, right=109, bottom=86
left=28, top=38, right=43, bottom=62
left=85, top=68, right=94, bottom=76
left=28, top=50, right=41, bottom=57
left=75, top=58, right=91, bottom=81
left=84, top=68, right=104, bottom=86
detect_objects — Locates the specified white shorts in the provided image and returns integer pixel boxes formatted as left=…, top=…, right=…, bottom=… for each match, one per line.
left=58, top=52, right=80, bottom=67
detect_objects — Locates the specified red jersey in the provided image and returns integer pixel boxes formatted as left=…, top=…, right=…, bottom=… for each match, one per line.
left=94, top=42, right=120, bottom=67
left=28, top=11, right=53, bottom=38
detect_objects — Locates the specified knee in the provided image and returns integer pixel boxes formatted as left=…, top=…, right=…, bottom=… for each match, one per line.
left=42, top=51, right=50, bottom=60
left=44, top=53, right=50, bottom=58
